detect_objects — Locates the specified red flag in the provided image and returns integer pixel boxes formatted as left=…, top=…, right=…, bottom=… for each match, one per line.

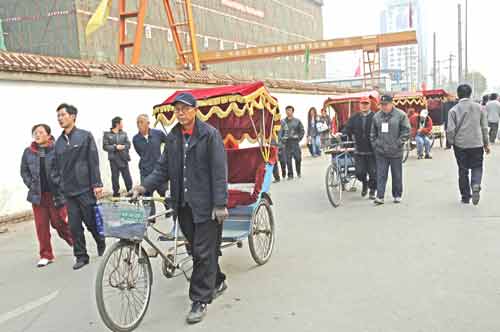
left=354, top=57, right=361, bottom=77
left=409, top=1, right=413, bottom=29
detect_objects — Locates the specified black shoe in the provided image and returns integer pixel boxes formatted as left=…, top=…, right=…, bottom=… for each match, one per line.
left=361, top=183, right=368, bottom=197
left=273, top=178, right=280, bottom=183
left=73, top=259, right=89, bottom=270
left=97, top=241, right=106, bottom=257
left=425, top=154, right=432, bottom=159
left=287, top=176, right=294, bottom=181
left=112, top=193, right=120, bottom=198
left=472, top=185, right=481, bottom=205
left=213, top=281, right=228, bottom=300
left=461, top=198, right=470, bottom=204
left=369, top=191, right=376, bottom=200
left=417, top=155, right=423, bottom=160
left=186, top=302, right=207, bottom=324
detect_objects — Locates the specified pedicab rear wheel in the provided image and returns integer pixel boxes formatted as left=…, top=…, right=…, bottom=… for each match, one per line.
left=96, top=240, right=152, bottom=332
left=248, top=199, right=275, bottom=265
left=325, top=164, right=342, bottom=207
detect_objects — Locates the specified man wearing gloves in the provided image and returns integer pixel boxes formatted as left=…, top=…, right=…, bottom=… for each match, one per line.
left=131, top=92, right=228, bottom=324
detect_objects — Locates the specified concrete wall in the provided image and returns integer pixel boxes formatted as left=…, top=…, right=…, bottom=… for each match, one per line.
left=0, top=79, right=328, bottom=215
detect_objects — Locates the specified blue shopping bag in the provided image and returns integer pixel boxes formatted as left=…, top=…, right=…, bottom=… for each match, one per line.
left=94, top=204, right=105, bottom=237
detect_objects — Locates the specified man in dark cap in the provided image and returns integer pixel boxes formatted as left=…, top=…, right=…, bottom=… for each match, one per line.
left=132, top=92, right=228, bottom=324
left=370, top=95, right=410, bottom=205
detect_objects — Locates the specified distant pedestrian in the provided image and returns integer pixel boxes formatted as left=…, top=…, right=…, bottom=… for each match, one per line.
left=342, top=96, right=377, bottom=199
left=485, top=93, right=500, bottom=143
left=447, top=84, right=490, bottom=205
left=370, top=95, right=411, bottom=205
left=132, top=114, right=169, bottom=216
left=273, top=119, right=288, bottom=182
left=21, top=124, right=73, bottom=268
left=409, top=109, right=433, bottom=159
left=307, top=107, right=322, bottom=157
left=54, top=103, right=106, bottom=270
left=319, top=108, right=331, bottom=149
left=103, top=117, right=133, bottom=197
left=283, top=105, right=305, bottom=179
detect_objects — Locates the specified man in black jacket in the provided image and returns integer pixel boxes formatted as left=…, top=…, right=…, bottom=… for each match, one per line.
left=54, top=103, right=105, bottom=270
left=103, top=116, right=133, bottom=197
left=132, top=93, right=228, bottom=324
left=342, top=96, right=377, bottom=199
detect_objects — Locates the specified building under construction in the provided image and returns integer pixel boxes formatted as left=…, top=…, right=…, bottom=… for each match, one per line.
left=0, top=0, right=326, bottom=80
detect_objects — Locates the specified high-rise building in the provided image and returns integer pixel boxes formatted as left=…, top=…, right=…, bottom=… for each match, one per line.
left=380, top=0, right=427, bottom=91
left=0, top=0, right=325, bottom=80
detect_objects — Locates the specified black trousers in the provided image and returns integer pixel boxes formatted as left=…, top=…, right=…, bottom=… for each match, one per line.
left=488, top=122, right=499, bottom=143
left=355, top=154, right=377, bottom=191
left=285, top=141, right=302, bottom=177
left=66, top=191, right=104, bottom=261
left=140, top=174, right=168, bottom=217
left=110, top=161, right=133, bottom=196
left=453, top=146, right=484, bottom=200
left=178, top=206, right=225, bottom=304
left=273, top=147, right=288, bottom=180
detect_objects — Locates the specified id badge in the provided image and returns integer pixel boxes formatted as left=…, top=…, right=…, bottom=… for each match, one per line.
left=381, top=122, right=389, bottom=133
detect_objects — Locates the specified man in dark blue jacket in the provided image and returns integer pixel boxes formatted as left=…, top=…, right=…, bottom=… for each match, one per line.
left=133, top=114, right=169, bottom=216
left=54, top=103, right=105, bottom=270
left=132, top=93, right=228, bottom=324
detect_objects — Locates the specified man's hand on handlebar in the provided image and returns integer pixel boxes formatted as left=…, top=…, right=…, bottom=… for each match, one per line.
left=129, top=185, right=146, bottom=201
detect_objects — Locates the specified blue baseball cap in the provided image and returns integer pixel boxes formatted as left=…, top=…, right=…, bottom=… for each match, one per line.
left=380, top=95, right=393, bottom=104
left=172, top=92, right=197, bottom=108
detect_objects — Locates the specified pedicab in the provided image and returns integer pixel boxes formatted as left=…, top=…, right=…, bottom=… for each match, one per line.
left=95, top=81, right=279, bottom=332
left=323, top=91, right=379, bottom=207
left=393, top=89, right=451, bottom=162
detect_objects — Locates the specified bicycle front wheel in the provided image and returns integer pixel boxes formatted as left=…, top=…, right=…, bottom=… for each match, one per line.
left=96, top=240, right=152, bottom=332
left=325, top=164, right=342, bottom=207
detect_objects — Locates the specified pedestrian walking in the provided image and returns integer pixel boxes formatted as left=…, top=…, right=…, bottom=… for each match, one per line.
left=307, top=107, right=323, bottom=157
left=370, top=95, right=411, bottom=205
left=54, top=103, right=106, bottom=270
left=132, top=92, right=228, bottom=324
left=103, top=116, right=133, bottom=197
left=283, top=105, right=305, bottom=179
left=319, top=108, right=331, bottom=149
left=272, top=119, right=288, bottom=182
left=342, top=96, right=377, bottom=199
left=132, top=114, right=169, bottom=217
left=410, top=109, right=433, bottom=159
left=447, top=84, right=490, bottom=205
left=20, top=124, right=73, bottom=267
left=485, top=93, right=500, bottom=143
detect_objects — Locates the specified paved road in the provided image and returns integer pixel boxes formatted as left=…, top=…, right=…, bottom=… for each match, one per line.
left=2, top=147, right=500, bottom=332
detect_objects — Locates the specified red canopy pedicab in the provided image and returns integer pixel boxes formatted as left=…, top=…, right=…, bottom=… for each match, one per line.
left=95, top=82, right=279, bottom=332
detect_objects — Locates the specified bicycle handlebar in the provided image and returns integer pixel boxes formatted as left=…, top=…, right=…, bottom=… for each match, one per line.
left=103, top=197, right=167, bottom=203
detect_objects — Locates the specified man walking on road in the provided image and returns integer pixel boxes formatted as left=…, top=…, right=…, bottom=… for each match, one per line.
left=54, top=104, right=105, bottom=270
left=447, top=84, right=490, bottom=205
left=370, top=95, right=410, bottom=205
left=342, top=96, right=377, bottom=199
left=103, top=117, right=133, bottom=197
left=485, top=93, right=500, bottom=143
left=132, top=93, right=228, bottom=324
left=283, top=105, right=305, bottom=179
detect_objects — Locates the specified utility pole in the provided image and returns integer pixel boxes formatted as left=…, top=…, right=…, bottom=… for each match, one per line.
left=458, top=3, right=463, bottom=83
left=465, top=0, right=468, bottom=81
left=449, top=53, right=455, bottom=88
left=433, top=32, right=437, bottom=89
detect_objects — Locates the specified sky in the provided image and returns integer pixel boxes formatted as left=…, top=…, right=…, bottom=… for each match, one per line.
left=322, top=0, right=500, bottom=90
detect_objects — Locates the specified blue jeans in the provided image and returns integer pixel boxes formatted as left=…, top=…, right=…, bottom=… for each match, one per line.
left=415, top=134, right=431, bottom=157
left=376, top=156, right=403, bottom=199
left=310, top=136, right=321, bottom=156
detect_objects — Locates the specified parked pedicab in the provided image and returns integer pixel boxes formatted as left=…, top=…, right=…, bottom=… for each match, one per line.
left=323, top=91, right=379, bottom=207
left=95, top=82, right=279, bottom=332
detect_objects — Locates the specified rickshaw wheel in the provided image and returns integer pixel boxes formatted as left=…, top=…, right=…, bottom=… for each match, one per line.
left=325, top=164, right=342, bottom=207
left=248, top=199, right=275, bottom=265
left=96, top=240, right=152, bottom=332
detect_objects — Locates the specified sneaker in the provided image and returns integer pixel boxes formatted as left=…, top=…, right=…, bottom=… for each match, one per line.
left=394, top=197, right=402, bottom=204
left=213, top=281, right=228, bottom=300
left=73, top=259, right=89, bottom=270
left=425, top=154, right=432, bottom=159
left=374, top=198, right=384, bottom=205
left=369, top=191, right=376, bottom=200
left=417, top=155, right=423, bottom=160
left=472, top=185, right=481, bottom=205
left=37, top=258, right=53, bottom=268
left=361, top=183, right=368, bottom=197
left=461, top=198, right=470, bottom=204
left=186, top=302, right=207, bottom=324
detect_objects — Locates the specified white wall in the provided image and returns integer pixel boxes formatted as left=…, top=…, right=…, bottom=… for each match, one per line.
left=0, top=79, right=329, bottom=215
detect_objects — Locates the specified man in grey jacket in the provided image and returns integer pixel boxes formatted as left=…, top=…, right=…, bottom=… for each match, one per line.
left=485, top=93, right=500, bottom=143
left=370, top=95, right=411, bottom=205
left=103, top=117, right=133, bottom=197
left=447, top=84, right=490, bottom=205
left=283, top=105, right=305, bottom=179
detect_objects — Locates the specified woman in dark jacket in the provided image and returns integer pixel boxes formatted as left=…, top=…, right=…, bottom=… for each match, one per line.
left=20, top=124, right=73, bottom=267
